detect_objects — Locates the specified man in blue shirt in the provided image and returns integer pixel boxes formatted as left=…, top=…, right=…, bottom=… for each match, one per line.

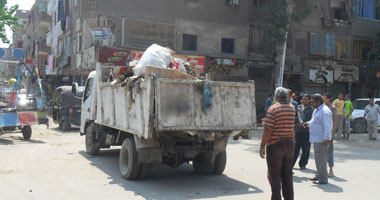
left=304, top=94, right=332, bottom=184
left=264, top=93, right=273, bottom=114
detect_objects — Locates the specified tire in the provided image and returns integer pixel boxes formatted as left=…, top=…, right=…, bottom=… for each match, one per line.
left=119, top=138, right=140, bottom=180
left=22, top=126, right=32, bottom=140
left=138, top=163, right=153, bottom=179
left=352, top=119, right=366, bottom=133
left=193, top=154, right=214, bottom=175
left=62, top=120, right=71, bottom=131
left=213, top=151, right=227, bottom=174
left=85, top=123, right=101, bottom=155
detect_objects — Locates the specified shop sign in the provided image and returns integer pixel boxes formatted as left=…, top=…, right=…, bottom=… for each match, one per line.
left=334, top=65, right=359, bottom=83
left=98, top=47, right=130, bottom=66
left=309, top=33, right=336, bottom=57
left=89, top=26, right=112, bottom=41
left=309, top=66, right=334, bottom=83
left=175, top=55, right=205, bottom=73
left=0, top=48, right=24, bottom=61
left=131, top=50, right=144, bottom=61
left=122, top=18, right=175, bottom=49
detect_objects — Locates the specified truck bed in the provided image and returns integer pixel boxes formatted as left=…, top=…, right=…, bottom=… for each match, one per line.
left=95, top=66, right=256, bottom=139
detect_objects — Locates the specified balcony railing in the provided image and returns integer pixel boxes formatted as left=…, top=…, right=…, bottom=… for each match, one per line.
left=352, top=17, right=380, bottom=37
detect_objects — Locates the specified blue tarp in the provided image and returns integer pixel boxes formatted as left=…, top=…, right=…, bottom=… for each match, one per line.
left=354, top=0, right=375, bottom=19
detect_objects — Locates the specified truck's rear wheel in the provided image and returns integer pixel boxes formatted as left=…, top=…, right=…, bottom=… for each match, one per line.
left=193, top=155, right=214, bottom=175
left=120, top=138, right=140, bottom=180
left=138, top=164, right=153, bottom=179
left=85, top=123, right=101, bottom=155
left=213, top=151, right=227, bottom=174
left=22, top=126, right=32, bottom=140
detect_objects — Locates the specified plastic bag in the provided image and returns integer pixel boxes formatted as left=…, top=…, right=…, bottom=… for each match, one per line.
left=134, top=44, right=173, bottom=76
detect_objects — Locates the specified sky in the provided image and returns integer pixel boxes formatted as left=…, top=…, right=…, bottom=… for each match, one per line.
left=0, top=0, right=35, bottom=48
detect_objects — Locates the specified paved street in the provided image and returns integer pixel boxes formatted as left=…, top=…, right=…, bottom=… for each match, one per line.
left=0, top=123, right=379, bottom=200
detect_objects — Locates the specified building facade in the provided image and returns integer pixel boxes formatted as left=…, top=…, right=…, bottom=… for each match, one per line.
left=17, top=0, right=380, bottom=115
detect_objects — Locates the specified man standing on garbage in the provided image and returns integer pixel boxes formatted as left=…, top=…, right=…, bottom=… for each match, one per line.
left=260, top=87, right=296, bottom=200
left=333, top=93, right=345, bottom=140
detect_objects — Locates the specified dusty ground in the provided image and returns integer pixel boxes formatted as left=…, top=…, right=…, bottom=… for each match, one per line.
left=0, top=123, right=379, bottom=200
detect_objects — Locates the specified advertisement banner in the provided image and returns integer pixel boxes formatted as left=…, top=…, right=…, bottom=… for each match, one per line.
left=98, top=47, right=130, bottom=66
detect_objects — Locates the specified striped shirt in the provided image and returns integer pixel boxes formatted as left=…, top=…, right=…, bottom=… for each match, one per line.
left=263, top=102, right=296, bottom=144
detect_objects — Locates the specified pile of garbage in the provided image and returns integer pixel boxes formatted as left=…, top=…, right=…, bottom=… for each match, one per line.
left=108, top=44, right=205, bottom=85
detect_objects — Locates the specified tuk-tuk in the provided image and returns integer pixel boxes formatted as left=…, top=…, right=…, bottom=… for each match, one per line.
left=52, top=86, right=83, bottom=131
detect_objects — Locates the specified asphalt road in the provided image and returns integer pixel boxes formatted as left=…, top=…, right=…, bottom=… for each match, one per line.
left=0, top=123, right=379, bottom=200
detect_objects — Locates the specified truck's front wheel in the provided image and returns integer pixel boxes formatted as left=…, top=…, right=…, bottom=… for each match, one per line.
left=85, top=123, right=101, bottom=155
left=120, top=138, right=140, bottom=180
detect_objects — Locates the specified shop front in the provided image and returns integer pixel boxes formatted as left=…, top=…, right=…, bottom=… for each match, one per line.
left=302, top=58, right=360, bottom=98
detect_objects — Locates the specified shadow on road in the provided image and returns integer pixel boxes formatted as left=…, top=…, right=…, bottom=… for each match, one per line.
left=79, top=149, right=263, bottom=200
left=0, top=138, right=14, bottom=145
left=0, top=135, right=45, bottom=145
left=312, top=183, right=343, bottom=193
left=50, top=127, right=80, bottom=134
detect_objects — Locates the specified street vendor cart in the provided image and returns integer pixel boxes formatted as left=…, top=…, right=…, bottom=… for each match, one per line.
left=0, top=60, right=49, bottom=140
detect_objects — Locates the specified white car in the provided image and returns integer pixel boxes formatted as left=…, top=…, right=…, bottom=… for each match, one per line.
left=351, top=98, right=380, bottom=133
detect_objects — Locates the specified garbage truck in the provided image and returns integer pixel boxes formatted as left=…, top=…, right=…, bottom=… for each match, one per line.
left=78, top=63, right=256, bottom=180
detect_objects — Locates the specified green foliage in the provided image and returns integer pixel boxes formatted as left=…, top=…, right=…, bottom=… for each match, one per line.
left=0, top=0, right=19, bottom=44
left=262, top=0, right=289, bottom=59
left=262, top=0, right=309, bottom=60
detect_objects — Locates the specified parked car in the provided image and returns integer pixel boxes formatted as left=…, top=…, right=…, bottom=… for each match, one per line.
left=52, top=86, right=84, bottom=131
left=351, top=98, right=380, bottom=133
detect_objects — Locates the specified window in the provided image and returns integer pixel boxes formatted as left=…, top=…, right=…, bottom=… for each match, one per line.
left=252, top=0, right=266, bottom=7
left=335, top=40, right=348, bottom=58
left=183, top=34, right=197, bottom=51
left=295, top=39, right=308, bottom=56
left=353, top=40, right=374, bottom=60
left=332, top=7, right=347, bottom=20
left=249, top=25, right=264, bottom=54
left=376, top=6, right=380, bottom=20
left=83, top=78, right=93, bottom=102
left=221, top=38, right=234, bottom=54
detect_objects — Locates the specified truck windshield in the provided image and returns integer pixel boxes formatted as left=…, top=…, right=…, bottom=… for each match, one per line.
left=354, top=100, right=369, bottom=110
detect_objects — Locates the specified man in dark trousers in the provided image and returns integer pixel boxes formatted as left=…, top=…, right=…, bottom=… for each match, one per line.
left=260, top=87, right=296, bottom=200
left=293, top=94, right=313, bottom=170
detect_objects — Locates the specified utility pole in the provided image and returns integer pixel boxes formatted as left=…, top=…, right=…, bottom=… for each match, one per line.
left=273, top=0, right=294, bottom=89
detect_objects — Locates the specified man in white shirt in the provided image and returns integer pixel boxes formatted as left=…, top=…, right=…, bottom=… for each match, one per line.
left=364, top=98, right=380, bottom=141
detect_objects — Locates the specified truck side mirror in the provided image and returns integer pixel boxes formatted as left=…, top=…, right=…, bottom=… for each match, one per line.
left=72, top=82, right=79, bottom=95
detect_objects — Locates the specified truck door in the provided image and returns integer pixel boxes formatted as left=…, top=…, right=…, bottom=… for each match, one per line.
left=80, top=77, right=94, bottom=134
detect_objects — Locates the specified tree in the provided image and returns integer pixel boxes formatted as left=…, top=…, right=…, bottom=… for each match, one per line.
left=0, top=0, right=19, bottom=44
left=262, top=0, right=309, bottom=89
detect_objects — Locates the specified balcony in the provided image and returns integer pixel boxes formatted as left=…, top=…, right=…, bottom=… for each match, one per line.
left=38, top=40, right=51, bottom=55
left=38, top=11, right=52, bottom=31
left=352, top=17, right=380, bottom=37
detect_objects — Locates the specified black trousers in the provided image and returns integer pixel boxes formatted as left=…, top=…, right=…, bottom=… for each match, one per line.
left=292, top=131, right=311, bottom=168
left=266, top=140, right=295, bottom=200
